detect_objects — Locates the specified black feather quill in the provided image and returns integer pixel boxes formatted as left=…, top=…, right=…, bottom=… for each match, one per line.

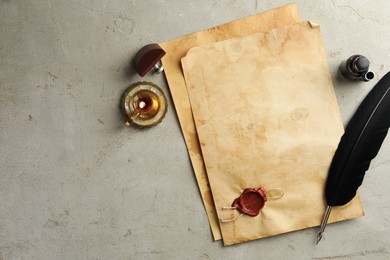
left=317, top=71, right=390, bottom=244
left=326, top=71, right=390, bottom=206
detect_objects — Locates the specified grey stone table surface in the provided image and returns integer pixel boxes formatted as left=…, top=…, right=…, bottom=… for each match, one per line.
left=1, top=0, right=390, bottom=259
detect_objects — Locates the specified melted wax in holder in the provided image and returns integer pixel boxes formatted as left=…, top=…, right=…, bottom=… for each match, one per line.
left=220, top=187, right=284, bottom=223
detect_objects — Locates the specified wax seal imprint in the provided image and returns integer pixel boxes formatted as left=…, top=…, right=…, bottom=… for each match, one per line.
left=121, top=81, right=168, bottom=128
left=220, top=187, right=284, bottom=223
left=232, top=188, right=268, bottom=216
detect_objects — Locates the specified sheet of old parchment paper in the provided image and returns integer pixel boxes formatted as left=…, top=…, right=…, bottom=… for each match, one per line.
left=160, top=3, right=301, bottom=241
left=181, top=21, right=364, bottom=245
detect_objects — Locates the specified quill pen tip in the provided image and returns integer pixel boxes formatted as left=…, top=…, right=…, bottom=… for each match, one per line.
left=316, top=206, right=332, bottom=245
left=316, top=232, right=323, bottom=244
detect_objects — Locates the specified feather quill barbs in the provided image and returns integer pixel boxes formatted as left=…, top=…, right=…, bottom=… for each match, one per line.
left=317, top=72, right=390, bottom=244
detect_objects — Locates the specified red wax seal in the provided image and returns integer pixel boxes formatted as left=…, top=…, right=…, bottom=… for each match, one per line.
left=232, top=188, right=267, bottom=216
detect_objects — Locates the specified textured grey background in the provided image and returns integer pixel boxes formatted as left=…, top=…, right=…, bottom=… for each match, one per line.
left=1, top=0, right=390, bottom=259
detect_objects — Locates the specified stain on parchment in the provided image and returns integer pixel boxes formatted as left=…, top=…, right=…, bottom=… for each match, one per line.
left=28, top=115, right=32, bottom=122
left=203, top=190, right=214, bottom=206
left=290, top=108, right=309, bottom=121
left=254, top=124, right=267, bottom=140
left=97, top=119, right=104, bottom=125
left=186, top=134, right=201, bottom=154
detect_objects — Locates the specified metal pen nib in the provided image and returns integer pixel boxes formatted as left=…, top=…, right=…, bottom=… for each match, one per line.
left=316, top=206, right=332, bottom=244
